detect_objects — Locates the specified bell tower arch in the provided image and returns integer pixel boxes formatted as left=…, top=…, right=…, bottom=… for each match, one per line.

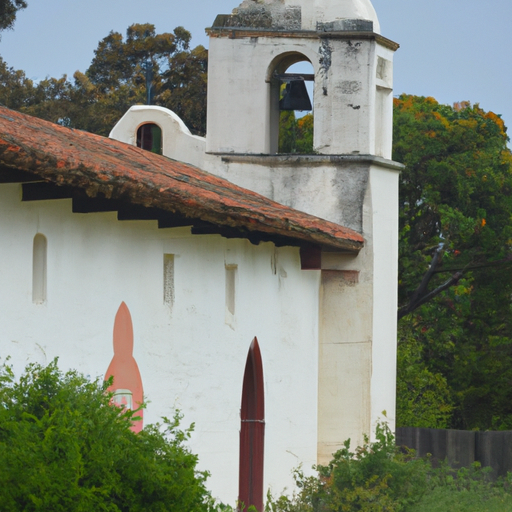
left=266, top=51, right=315, bottom=154
left=206, top=0, right=397, bottom=157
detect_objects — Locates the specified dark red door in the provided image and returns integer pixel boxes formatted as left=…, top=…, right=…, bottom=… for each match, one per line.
left=239, top=337, right=265, bottom=512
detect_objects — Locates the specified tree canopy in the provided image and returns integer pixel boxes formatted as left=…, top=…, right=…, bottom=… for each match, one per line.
left=0, top=23, right=207, bottom=136
left=0, top=359, right=213, bottom=511
left=0, top=0, right=26, bottom=34
left=393, top=95, right=512, bottom=430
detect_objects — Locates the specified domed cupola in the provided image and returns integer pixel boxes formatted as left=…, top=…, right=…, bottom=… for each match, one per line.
left=234, top=0, right=380, bottom=33
left=307, top=0, right=380, bottom=33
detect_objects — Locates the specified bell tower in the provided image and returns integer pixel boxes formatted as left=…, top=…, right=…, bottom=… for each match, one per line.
left=205, top=0, right=403, bottom=483
left=206, top=0, right=397, bottom=157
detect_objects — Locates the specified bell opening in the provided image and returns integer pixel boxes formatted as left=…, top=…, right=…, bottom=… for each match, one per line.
left=278, top=61, right=314, bottom=154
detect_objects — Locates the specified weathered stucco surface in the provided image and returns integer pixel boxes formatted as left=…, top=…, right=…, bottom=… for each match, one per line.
left=226, top=0, right=381, bottom=33
left=204, top=31, right=395, bottom=157
left=0, top=184, right=321, bottom=500
left=204, top=155, right=372, bottom=232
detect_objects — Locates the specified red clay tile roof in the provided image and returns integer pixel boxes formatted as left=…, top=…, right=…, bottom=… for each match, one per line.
left=0, top=106, right=364, bottom=252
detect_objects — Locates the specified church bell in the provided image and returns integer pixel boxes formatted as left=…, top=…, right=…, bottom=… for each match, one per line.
left=279, top=80, right=312, bottom=111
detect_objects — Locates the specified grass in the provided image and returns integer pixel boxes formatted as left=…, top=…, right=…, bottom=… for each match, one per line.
left=412, top=487, right=512, bottom=512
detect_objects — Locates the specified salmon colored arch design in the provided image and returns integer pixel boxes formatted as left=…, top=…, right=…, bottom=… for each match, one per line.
left=239, top=337, right=265, bottom=512
left=105, top=302, right=144, bottom=433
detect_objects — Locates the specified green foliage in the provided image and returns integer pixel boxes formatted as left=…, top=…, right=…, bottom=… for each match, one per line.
left=0, top=24, right=207, bottom=136
left=413, top=463, right=512, bottom=512
left=0, top=359, right=212, bottom=511
left=266, top=423, right=430, bottom=512
left=295, top=115, right=314, bottom=154
left=396, top=322, right=452, bottom=428
left=266, top=425, right=512, bottom=512
left=394, top=95, right=512, bottom=430
left=0, top=0, right=26, bottom=34
left=395, top=95, right=512, bottom=309
left=278, top=111, right=314, bottom=154
left=0, top=56, right=34, bottom=108
left=279, top=110, right=297, bottom=153
left=160, top=43, right=208, bottom=136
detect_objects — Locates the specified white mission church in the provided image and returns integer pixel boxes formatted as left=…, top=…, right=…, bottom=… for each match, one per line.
left=0, top=0, right=402, bottom=509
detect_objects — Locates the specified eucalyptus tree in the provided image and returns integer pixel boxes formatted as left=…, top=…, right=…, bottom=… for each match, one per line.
left=0, top=0, right=26, bottom=34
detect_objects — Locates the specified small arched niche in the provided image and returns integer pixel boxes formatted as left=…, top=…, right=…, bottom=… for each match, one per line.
left=136, top=123, right=162, bottom=154
left=32, top=233, right=47, bottom=304
left=267, top=53, right=314, bottom=155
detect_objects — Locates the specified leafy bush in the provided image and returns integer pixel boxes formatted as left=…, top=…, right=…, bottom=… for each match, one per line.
left=265, top=423, right=512, bottom=512
left=0, top=359, right=212, bottom=511
left=266, top=423, right=430, bottom=512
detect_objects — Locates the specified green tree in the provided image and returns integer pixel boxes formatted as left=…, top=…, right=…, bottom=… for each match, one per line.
left=291, top=97, right=512, bottom=430
left=0, top=24, right=208, bottom=137
left=394, top=95, right=512, bottom=430
left=0, top=56, right=34, bottom=108
left=295, top=114, right=314, bottom=154
left=396, top=323, right=452, bottom=429
left=279, top=110, right=297, bottom=153
left=79, top=23, right=207, bottom=136
left=0, top=0, right=26, bottom=34
left=160, top=43, right=208, bottom=136
left=0, top=359, right=213, bottom=511
left=278, top=112, right=314, bottom=154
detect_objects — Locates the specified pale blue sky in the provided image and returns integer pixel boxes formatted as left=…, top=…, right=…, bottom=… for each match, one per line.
left=1, top=0, right=511, bottom=131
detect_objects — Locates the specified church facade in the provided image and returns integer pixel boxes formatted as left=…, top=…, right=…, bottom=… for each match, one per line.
left=0, top=0, right=401, bottom=508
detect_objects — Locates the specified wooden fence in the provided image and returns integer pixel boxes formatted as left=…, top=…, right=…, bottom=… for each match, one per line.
left=396, top=427, right=512, bottom=477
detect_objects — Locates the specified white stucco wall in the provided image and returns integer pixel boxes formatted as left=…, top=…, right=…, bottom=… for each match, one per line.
left=110, top=106, right=206, bottom=169
left=206, top=33, right=393, bottom=156
left=206, top=35, right=321, bottom=155
left=104, top=0, right=400, bottom=479
left=0, top=183, right=321, bottom=503
left=108, top=101, right=402, bottom=461
left=366, top=165, right=399, bottom=432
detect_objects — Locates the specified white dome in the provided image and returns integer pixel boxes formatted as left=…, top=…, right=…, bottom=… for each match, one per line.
left=234, top=0, right=380, bottom=33
left=296, top=0, right=380, bottom=33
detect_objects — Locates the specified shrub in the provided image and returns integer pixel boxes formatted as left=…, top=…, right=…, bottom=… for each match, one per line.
left=265, top=423, right=512, bottom=512
left=266, top=422, right=430, bottom=512
left=0, top=359, right=212, bottom=511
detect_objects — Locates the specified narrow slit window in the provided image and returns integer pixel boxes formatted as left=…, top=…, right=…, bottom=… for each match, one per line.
left=32, top=234, right=47, bottom=304
left=225, top=265, right=237, bottom=316
left=163, top=254, right=175, bottom=307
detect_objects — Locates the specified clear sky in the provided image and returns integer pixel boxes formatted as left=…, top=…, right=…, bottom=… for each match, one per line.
left=1, top=0, right=511, bottom=131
